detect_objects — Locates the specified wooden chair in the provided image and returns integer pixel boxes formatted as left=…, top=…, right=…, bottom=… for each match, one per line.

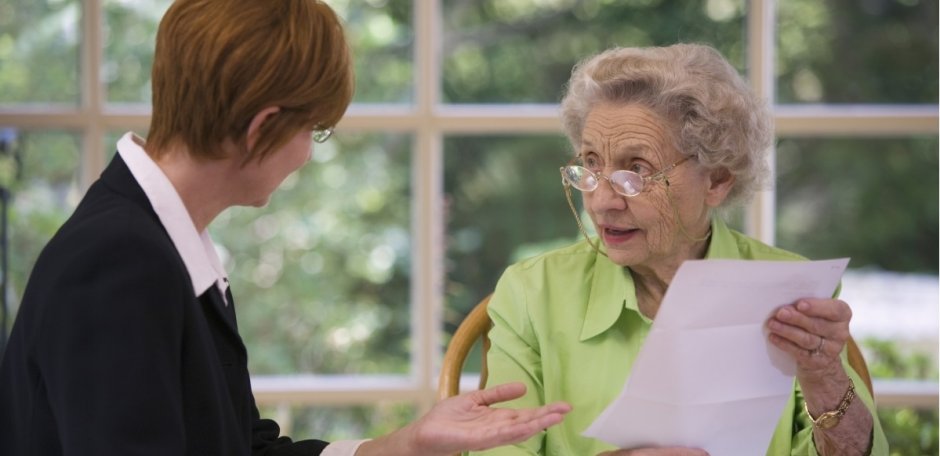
left=438, top=294, right=875, bottom=400
left=438, top=295, right=493, bottom=401
left=846, top=336, right=874, bottom=397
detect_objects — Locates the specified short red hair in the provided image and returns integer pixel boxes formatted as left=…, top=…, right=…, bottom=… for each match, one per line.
left=147, top=0, right=353, bottom=162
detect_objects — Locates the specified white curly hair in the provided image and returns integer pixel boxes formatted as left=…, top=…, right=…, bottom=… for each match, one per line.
left=560, top=43, right=773, bottom=207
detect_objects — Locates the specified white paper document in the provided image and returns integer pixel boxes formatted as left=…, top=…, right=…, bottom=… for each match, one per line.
left=583, top=258, right=850, bottom=455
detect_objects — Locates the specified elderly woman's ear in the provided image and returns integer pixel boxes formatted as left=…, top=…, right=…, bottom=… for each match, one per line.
left=704, top=167, right=735, bottom=208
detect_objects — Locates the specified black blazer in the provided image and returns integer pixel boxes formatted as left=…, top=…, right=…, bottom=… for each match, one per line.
left=0, top=155, right=328, bottom=455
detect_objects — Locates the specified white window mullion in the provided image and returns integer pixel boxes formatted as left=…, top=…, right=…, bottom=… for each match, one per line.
left=80, top=0, right=105, bottom=189
left=775, top=105, right=938, bottom=135
left=746, top=0, right=777, bottom=245
left=411, top=0, right=444, bottom=415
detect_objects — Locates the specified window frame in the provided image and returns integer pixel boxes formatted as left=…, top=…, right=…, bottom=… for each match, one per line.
left=0, top=0, right=935, bottom=430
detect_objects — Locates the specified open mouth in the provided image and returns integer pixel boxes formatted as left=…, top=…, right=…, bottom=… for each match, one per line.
left=602, top=226, right=639, bottom=243
left=605, top=227, right=635, bottom=235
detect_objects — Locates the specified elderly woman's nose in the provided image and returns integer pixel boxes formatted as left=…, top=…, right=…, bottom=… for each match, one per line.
left=588, top=178, right=627, bottom=212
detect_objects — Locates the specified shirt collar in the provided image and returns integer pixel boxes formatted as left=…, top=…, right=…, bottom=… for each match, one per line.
left=578, top=217, right=738, bottom=341
left=116, top=132, right=229, bottom=301
left=580, top=249, right=634, bottom=341
left=703, top=217, right=739, bottom=259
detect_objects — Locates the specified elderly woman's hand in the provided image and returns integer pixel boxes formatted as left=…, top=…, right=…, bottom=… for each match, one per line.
left=766, top=298, right=874, bottom=455
left=766, top=297, right=852, bottom=381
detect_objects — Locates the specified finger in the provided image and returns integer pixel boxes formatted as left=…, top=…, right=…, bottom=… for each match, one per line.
left=482, top=411, right=567, bottom=447
left=523, top=401, right=572, bottom=420
left=767, top=315, right=821, bottom=351
left=794, top=298, right=852, bottom=322
left=543, top=401, right=573, bottom=414
left=521, top=410, right=567, bottom=430
left=768, top=332, right=819, bottom=360
left=772, top=305, right=849, bottom=344
left=774, top=305, right=852, bottom=349
left=473, top=382, right=527, bottom=406
left=671, top=450, right=709, bottom=456
left=769, top=327, right=850, bottom=365
left=772, top=306, right=824, bottom=336
left=598, top=448, right=709, bottom=456
left=486, top=400, right=572, bottom=426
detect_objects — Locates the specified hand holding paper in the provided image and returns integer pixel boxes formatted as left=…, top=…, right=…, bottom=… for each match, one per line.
left=767, top=296, right=855, bottom=380
left=583, top=258, right=850, bottom=455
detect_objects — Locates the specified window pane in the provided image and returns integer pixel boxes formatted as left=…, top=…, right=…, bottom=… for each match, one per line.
left=103, top=0, right=413, bottom=104
left=877, top=406, right=938, bottom=455
left=443, top=135, right=576, bottom=352
left=441, top=0, right=746, bottom=103
left=331, top=0, right=414, bottom=103
left=104, top=130, right=126, bottom=158
left=257, top=401, right=415, bottom=442
left=777, top=0, right=938, bottom=103
left=775, top=137, right=938, bottom=379
left=212, top=133, right=412, bottom=375
left=1, top=129, right=82, bottom=327
left=103, top=0, right=172, bottom=104
left=0, top=0, right=80, bottom=104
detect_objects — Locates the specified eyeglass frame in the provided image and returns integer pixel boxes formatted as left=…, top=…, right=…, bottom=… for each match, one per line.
left=558, top=155, right=692, bottom=256
left=559, top=155, right=691, bottom=198
left=312, top=127, right=334, bottom=143
left=277, top=104, right=333, bottom=143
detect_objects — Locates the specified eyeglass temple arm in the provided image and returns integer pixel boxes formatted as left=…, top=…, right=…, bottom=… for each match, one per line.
left=561, top=180, right=607, bottom=257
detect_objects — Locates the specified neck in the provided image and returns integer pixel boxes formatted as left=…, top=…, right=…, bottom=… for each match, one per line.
left=633, top=270, right=670, bottom=319
left=631, top=223, right=712, bottom=319
left=151, top=145, right=236, bottom=233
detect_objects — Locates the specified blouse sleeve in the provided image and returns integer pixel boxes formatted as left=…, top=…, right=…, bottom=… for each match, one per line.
left=775, top=353, right=888, bottom=455
left=469, top=265, right=544, bottom=456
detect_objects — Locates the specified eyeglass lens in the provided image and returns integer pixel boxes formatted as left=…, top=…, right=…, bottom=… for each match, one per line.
left=562, top=166, right=644, bottom=197
left=312, top=128, right=333, bottom=143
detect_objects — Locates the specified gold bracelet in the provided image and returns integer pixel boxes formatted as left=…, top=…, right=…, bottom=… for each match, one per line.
left=804, top=382, right=856, bottom=430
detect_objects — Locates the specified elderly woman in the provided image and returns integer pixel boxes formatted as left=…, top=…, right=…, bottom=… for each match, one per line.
left=471, top=44, right=887, bottom=456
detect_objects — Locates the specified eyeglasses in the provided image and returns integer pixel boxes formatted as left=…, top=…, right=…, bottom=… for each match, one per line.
left=559, top=156, right=690, bottom=197
left=312, top=127, right=334, bottom=143
left=558, top=155, right=694, bottom=257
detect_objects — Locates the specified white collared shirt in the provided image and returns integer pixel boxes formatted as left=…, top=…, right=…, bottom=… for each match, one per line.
left=117, top=132, right=229, bottom=302
left=115, top=132, right=367, bottom=455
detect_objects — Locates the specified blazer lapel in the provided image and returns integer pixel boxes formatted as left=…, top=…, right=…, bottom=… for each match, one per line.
left=202, top=285, right=239, bottom=334
left=102, top=153, right=248, bottom=357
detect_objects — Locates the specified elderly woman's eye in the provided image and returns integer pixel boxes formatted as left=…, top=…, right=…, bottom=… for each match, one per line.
left=629, top=163, right=651, bottom=175
left=583, top=156, right=601, bottom=170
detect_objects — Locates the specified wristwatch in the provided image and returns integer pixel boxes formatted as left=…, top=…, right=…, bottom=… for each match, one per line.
left=804, top=383, right=856, bottom=430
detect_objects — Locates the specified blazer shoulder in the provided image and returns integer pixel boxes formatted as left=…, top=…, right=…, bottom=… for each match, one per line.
left=30, top=184, right=188, bottom=299
left=58, top=179, right=171, bottom=247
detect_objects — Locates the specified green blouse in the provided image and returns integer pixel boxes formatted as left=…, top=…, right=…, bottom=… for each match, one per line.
left=471, top=218, right=887, bottom=456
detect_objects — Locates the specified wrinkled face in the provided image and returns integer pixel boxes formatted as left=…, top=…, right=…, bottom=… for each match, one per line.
left=580, top=102, right=714, bottom=269
left=236, top=129, right=314, bottom=207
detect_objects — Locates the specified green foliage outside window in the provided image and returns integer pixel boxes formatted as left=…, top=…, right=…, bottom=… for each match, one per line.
left=212, top=134, right=413, bottom=375
left=866, top=339, right=940, bottom=455
left=1, top=0, right=937, bottom=449
left=0, top=0, right=80, bottom=103
left=777, top=0, right=938, bottom=103
left=442, top=0, right=747, bottom=103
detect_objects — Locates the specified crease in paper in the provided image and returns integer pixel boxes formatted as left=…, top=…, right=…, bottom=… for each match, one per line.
left=583, top=258, right=849, bottom=455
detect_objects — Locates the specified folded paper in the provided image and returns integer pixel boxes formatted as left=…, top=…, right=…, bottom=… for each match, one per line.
left=583, top=258, right=850, bottom=455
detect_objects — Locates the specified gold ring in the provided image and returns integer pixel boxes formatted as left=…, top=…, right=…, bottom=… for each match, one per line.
left=811, top=336, right=825, bottom=355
